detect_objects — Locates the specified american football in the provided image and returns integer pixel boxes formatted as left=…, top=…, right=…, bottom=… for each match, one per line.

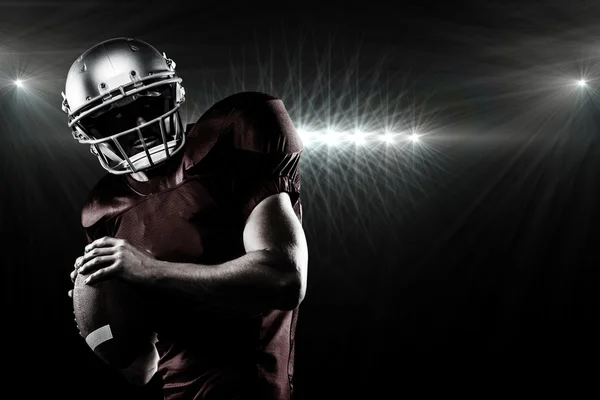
left=72, top=272, right=155, bottom=369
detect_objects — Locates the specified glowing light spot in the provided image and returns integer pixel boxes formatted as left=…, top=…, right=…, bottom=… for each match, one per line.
left=14, top=79, right=23, bottom=87
left=350, top=131, right=368, bottom=145
left=322, top=131, right=342, bottom=146
left=293, top=126, right=431, bottom=147
left=298, top=129, right=317, bottom=145
left=380, top=133, right=396, bottom=144
left=577, top=79, right=587, bottom=87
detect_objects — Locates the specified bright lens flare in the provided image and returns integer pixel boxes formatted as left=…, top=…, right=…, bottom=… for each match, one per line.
left=351, top=131, right=368, bottom=145
left=322, top=130, right=342, bottom=146
left=14, top=79, right=23, bottom=87
left=380, top=133, right=396, bottom=144
left=577, top=79, right=587, bottom=87
left=295, top=129, right=430, bottom=146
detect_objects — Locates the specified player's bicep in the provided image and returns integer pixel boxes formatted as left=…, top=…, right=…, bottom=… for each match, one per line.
left=243, top=192, right=308, bottom=273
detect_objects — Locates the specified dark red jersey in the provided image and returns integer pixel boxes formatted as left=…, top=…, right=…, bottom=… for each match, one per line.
left=80, top=92, right=303, bottom=400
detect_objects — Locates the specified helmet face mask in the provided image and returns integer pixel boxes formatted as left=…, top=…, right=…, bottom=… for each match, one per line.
left=80, top=84, right=175, bottom=154
left=62, top=38, right=186, bottom=175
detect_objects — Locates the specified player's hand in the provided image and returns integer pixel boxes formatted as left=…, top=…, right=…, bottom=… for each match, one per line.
left=75, top=236, right=159, bottom=286
left=67, top=256, right=84, bottom=298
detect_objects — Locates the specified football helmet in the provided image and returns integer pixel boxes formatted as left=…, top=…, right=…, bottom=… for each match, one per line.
left=62, top=37, right=186, bottom=174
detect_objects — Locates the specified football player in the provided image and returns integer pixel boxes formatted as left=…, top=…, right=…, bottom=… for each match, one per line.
left=64, top=37, right=308, bottom=400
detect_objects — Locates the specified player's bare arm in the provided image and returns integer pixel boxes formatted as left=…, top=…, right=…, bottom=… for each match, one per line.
left=72, top=191, right=308, bottom=312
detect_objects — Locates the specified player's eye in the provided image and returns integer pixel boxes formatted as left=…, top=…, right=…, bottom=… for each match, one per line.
left=139, top=89, right=162, bottom=97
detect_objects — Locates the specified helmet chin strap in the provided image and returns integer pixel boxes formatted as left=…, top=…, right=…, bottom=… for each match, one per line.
left=95, top=143, right=122, bottom=163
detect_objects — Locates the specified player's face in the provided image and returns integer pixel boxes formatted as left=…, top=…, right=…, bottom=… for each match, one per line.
left=81, top=86, right=175, bottom=157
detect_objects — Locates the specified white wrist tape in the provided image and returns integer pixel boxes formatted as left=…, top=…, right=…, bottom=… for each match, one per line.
left=85, top=325, right=113, bottom=351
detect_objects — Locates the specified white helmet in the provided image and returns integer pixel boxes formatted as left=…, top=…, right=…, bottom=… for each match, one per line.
left=61, top=37, right=186, bottom=174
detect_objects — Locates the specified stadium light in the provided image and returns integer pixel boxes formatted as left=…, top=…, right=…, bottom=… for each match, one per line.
left=380, top=133, right=396, bottom=144
left=296, top=127, right=428, bottom=147
left=322, top=130, right=342, bottom=146
left=350, top=131, right=368, bottom=145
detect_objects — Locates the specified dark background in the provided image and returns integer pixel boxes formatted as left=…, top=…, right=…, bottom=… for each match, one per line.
left=2, top=0, right=600, bottom=397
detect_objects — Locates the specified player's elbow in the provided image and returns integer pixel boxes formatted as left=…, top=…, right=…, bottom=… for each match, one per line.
left=279, top=270, right=306, bottom=310
left=118, top=343, right=159, bottom=387
left=120, top=368, right=157, bottom=387
left=275, top=252, right=307, bottom=311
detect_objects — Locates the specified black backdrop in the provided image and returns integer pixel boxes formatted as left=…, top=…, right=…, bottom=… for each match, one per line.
left=2, top=1, right=600, bottom=398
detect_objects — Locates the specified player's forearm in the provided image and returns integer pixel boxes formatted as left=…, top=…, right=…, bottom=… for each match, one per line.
left=149, top=249, right=304, bottom=312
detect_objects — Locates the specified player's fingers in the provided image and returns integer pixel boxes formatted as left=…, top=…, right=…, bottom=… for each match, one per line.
left=70, top=268, right=78, bottom=283
left=84, top=264, right=118, bottom=285
left=74, top=256, right=83, bottom=269
left=85, top=236, right=123, bottom=253
left=78, top=247, right=116, bottom=268
left=68, top=289, right=73, bottom=298
left=78, top=255, right=115, bottom=275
